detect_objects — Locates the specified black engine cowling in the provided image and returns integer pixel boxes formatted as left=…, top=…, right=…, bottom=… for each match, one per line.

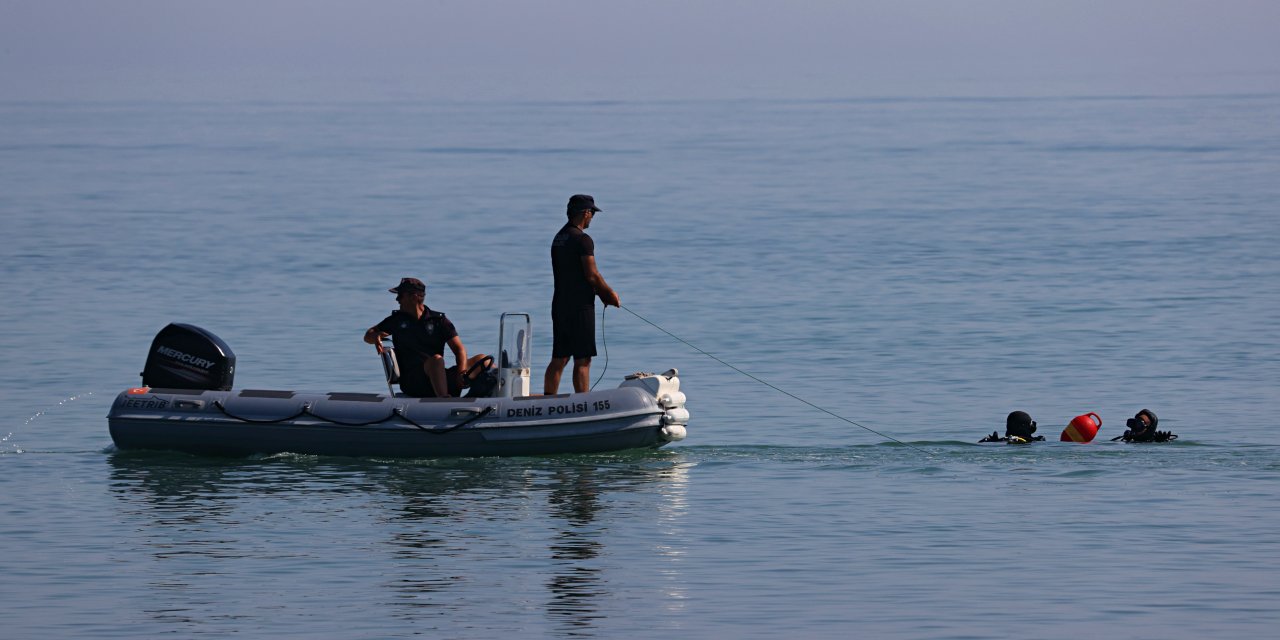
left=140, top=323, right=236, bottom=390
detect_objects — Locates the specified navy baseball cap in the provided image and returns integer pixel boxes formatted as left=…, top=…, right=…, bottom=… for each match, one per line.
left=389, top=277, right=426, bottom=294
left=567, top=194, right=602, bottom=214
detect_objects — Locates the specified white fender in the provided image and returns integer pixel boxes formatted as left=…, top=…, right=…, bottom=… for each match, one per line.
left=660, top=424, right=687, bottom=441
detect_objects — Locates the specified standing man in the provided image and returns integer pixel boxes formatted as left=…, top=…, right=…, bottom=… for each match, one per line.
left=365, top=277, right=485, bottom=398
left=544, top=194, right=621, bottom=394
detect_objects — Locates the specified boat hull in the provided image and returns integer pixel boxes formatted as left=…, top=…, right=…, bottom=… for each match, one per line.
left=108, top=385, right=680, bottom=458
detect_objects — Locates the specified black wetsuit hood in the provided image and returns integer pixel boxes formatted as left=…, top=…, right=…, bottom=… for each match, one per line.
left=1118, top=409, right=1176, bottom=443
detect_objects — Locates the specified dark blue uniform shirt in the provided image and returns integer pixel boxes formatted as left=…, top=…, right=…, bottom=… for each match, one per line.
left=376, top=308, right=458, bottom=396
left=551, top=223, right=595, bottom=310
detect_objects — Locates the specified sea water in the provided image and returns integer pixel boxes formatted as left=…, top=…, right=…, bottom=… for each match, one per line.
left=1, top=94, right=1279, bottom=638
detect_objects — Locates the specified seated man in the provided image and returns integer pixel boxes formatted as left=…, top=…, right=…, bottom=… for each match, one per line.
left=364, top=278, right=488, bottom=397
left=979, top=410, right=1045, bottom=444
left=1116, top=408, right=1177, bottom=443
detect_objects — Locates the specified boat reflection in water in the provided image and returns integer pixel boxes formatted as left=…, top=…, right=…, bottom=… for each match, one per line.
left=106, top=450, right=692, bottom=634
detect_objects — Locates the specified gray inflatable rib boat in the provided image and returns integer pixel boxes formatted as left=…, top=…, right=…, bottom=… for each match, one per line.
left=107, top=314, right=689, bottom=458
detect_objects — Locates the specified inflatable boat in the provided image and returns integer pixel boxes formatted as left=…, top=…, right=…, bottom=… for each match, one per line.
left=107, top=314, right=689, bottom=458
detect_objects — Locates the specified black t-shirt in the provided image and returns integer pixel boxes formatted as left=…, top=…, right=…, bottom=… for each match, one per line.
left=551, top=223, right=595, bottom=309
left=376, top=308, right=458, bottom=384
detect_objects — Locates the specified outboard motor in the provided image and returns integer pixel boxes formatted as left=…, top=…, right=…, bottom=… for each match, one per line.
left=140, top=323, right=236, bottom=390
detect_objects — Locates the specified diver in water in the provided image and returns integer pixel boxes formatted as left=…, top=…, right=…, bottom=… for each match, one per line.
left=980, top=411, right=1046, bottom=444
left=1114, top=408, right=1177, bottom=443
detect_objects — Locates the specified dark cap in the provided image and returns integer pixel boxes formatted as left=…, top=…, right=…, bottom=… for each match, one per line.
left=389, top=277, right=426, bottom=294
left=1006, top=410, right=1037, bottom=438
left=567, top=194, right=602, bottom=215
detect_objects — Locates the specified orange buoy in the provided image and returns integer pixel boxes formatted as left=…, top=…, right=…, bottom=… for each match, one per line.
left=1061, top=412, right=1102, bottom=443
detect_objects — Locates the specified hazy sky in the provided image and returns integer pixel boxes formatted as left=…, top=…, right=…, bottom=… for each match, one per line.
left=3, top=0, right=1278, bottom=100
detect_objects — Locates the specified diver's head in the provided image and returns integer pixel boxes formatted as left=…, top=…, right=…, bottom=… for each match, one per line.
left=1126, top=408, right=1159, bottom=433
left=1006, top=411, right=1037, bottom=439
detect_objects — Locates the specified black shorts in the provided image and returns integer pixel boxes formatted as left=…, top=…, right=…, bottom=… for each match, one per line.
left=397, top=354, right=461, bottom=398
left=551, top=305, right=596, bottom=359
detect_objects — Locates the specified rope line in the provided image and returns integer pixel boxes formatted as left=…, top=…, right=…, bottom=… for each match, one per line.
left=213, top=400, right=495, bottom=434
left=214, top=400, right=392, bottom=427
left=213, top=401, right=308, bottom=424
left=590, top=305, right=609, bottom=391
left=306, top=408, right=398, bottom=427
left=395, top=405, right=495, bottom=434
left=618, top=304, right=931, bottom=456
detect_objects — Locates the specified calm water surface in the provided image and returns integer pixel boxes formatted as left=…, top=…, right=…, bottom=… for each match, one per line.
left=2, top=94, right=1279, bottom=638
